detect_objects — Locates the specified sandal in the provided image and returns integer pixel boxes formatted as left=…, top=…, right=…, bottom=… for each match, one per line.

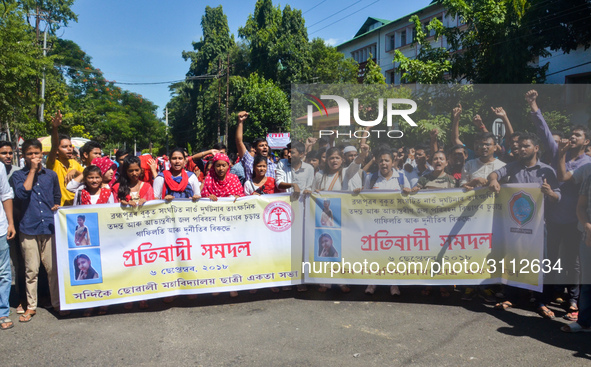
left=537, top=306, right=555, bottom=319
left=494, top=301, right=513, bottom=310
left=564, top=311, right=578, bottom=321
left=16, top=304, right=25, bottom=314
left=19, top=309, right=36, bottom=322
left=0, top=317, right=14, bottom=330
left=365, top=285, right=376, bottom=295
left=390, top=285, right=401, bottom=296
left=339, top=285, right=351, bottom=293
left=561, top=322, right=591, bottom=333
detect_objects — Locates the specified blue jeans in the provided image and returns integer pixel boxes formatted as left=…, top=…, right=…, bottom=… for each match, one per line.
left=579, top=241, right=591, bottom=328
left=0, top=235, right=11, bottom=318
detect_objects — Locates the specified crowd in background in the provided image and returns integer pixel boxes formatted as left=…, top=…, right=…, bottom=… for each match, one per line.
left=0, top=90, right=589, bottom=334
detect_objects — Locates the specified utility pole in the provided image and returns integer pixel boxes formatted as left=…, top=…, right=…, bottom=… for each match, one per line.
left=165, top=107, right=169, bottom=156
left=225, top=53, right=230, bottom=147
left=32, top=7, right=51, bottom=123
left=39, top=26, right=49, bottom=122
left=217, top=58, right=222, bottom=142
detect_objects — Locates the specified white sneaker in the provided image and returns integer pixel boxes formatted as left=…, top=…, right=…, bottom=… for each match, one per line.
left=365, top=285, right=377, bottom=294
left=390, top=285, right=401, bottom=296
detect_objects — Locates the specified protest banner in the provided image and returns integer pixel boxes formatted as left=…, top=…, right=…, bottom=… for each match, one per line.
left=302, top=185, right=546, bottom=291
left=266, top=133, right=291, bottom=149
left=55, top=194, right=298, bottom=310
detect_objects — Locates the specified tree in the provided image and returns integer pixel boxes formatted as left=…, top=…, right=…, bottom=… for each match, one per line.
left=527, top=0, right=591, bottom=53
left=363, top=56, right=386, bottom=84
left=393, top=15, right=452, bottom=84
left=183, top=5, right=234, bottom=77
left=275, top=5, right=311, bottom=86
left=238, top=0, right=282, bottom=81
left=309, top=38, right=358, bottom=84
left=396, top=0, right=559, bottom=83
left=229, top=73, right=290, bottom=145
left=0, top=2, right=51, bottom=138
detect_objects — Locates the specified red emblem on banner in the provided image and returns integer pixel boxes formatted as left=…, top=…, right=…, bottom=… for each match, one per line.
left=263, top=201, right=292, bottom=232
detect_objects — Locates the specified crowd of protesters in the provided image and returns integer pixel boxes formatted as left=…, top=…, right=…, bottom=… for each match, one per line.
left=0, top=90, right=589, bottom=334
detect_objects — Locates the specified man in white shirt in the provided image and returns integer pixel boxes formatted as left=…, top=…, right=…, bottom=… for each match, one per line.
left=461, top=132, right=506, bottom=190
left=0, top=164, right=15, bottom=329
left=276, top=142, right=314, bottom=197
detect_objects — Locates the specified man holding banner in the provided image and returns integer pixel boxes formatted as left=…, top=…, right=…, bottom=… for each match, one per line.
left=488, top=132, right=560, bottom=318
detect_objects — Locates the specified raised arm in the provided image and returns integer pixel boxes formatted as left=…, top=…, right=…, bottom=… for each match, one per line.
left=46, top=110, right=62, bottom=169
left=556, top=139, right=573, bottom=182
left=305, top=137, right=317, bottom=154
left=234, top=111, right=249, bottom=158
left=430, top=128, right=439, bottom=155
left=526, top=89, right=557, bottom=159
left=472, top=115, right=488, bottom=133
left=491, top=107, right=514, bottom=146
left=451, top=104, right=463, bottom=146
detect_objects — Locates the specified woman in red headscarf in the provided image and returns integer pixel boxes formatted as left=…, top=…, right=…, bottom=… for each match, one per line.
left=91, top=156, right=117, bottom=188
left=200, top=153, right=244, bottom=200
left=200, top=153, right=244, bottom=298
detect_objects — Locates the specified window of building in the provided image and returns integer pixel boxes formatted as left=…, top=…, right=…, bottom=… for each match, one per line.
left=400, top=30, right=407, bottom=47
left=389, top=34, right=395, bottom=51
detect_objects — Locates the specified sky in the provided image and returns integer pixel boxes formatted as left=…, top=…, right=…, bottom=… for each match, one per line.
left=62, top=0, right=432, bottom=119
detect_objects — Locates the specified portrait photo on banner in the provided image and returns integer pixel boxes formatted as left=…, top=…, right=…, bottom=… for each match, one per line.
left=69, top=248, right=103, bottom=286
left=315, top=229, right=342, bottom=262
left=67, top=213, right=100, bottom=248
left=315, top=197, right=341, bottom=228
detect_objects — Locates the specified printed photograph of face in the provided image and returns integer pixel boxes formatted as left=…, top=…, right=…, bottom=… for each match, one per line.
left=67, top=213, right=100, bottom=248
left=69, top=248, right=103, bottom=286
left=315, top=198, right=341, bottom=228
left=314, top=229, right=341, bottom=262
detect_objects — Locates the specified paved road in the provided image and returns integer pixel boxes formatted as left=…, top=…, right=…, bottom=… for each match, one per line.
left=1, top=286, right=590, bottom=366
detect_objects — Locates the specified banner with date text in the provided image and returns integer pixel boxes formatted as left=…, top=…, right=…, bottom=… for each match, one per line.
left=303, top=185, right=545, bottom=291
left=55, top=194, right=297, bottom=310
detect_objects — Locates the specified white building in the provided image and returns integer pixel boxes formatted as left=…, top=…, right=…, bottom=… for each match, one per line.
left=336, top=3, right=591, bottom=85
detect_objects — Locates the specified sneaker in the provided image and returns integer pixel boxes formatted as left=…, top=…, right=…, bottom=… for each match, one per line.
left=479, top=288, right=496, bottom=303
left=365, top=285, right=376, bottom=295
left=390, top=285, right=401, bottom=296
left=462, top=287, right=475, bottom=301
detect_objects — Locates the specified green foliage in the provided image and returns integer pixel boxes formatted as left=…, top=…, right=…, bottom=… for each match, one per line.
left=183, top=5, right=235, bottom=76
left=167, top=0, right=363, bottom=151
left=363, top=56, right=386, bottom=84
left=0, top=1, right=165, bottom=152
left=229, top=73, right=290, bottom=143
left=238, top=0, right=282, bottom=81
left=309, top=38, right=358, bottom=84
left=395, top=0, right=582, bottom=84
left=0, top=3, right=51, bottom=136
left=394, top=15, right=452, bottom=84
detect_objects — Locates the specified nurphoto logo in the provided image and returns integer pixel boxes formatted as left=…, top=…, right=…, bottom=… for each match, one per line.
left=304, top=94, right=418, bottom=139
